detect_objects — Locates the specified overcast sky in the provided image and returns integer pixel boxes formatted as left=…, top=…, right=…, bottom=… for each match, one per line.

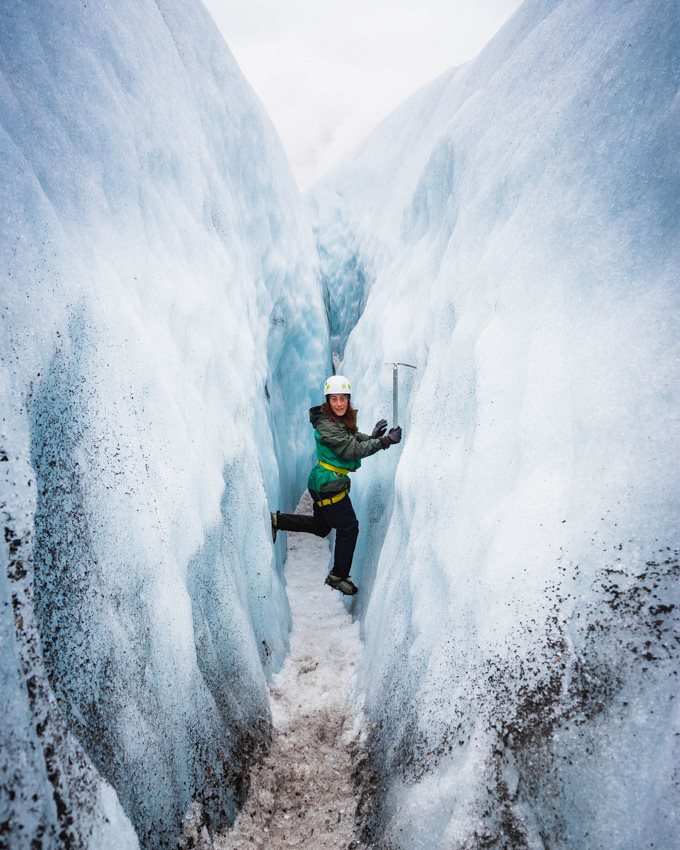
left=201, top=0, right=523, bottom=189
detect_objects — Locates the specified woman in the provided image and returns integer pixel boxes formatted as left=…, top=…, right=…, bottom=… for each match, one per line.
left=270, top=375, right=402, bottom=595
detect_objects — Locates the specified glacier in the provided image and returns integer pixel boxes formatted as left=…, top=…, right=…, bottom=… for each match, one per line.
left=3, top=0, right=679, bottom=848
left=309, top=0, right=680, bottom=847
left=0, top=1, right=328, bottom=848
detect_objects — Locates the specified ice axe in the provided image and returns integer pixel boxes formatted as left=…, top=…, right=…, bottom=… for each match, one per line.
left=386, top=362, right=417, bottom=427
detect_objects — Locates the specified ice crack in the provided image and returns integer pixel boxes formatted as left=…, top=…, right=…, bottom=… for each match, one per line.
left=212, top=493, right=367, bottom=850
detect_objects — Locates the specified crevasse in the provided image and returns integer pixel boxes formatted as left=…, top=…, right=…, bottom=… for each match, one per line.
left=2, top=0, right=679, bottom=849
left=0, top=1, right=328, bottom=848
left=308, top=0, right=680, bottom=847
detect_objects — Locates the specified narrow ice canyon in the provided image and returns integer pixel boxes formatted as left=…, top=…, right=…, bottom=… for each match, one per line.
left=1, top=1, right=678, bottom=850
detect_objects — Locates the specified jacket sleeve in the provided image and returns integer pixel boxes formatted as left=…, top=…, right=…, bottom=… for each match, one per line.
left=317, top=420, right=384, bottom=460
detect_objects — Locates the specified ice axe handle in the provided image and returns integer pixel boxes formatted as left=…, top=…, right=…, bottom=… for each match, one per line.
left=387, top=362, right=417, bottom=428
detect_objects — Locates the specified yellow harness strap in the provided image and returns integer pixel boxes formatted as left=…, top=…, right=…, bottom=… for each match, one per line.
left=316, top=490, right=348, bottom=508
left=318, top=460, right=352, bottom=475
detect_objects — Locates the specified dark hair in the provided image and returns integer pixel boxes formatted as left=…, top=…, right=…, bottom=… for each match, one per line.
left=322, top=398, right=358, bottom=432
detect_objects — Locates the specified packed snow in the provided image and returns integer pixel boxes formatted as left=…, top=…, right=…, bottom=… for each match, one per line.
left=309, top=0, right=680, bottom=847
left=202, top=493, right=365, bottom=850
left=1, top=1, right=327, bottom=847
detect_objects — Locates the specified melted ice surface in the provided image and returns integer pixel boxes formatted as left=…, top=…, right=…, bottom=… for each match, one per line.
left=309, top=0, right=679, bottom=846
left=1, top=1, right=327, bottom=847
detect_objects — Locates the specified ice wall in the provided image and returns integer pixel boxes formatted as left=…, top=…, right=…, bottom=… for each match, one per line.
left=1, top=1, right=328, bottom=848
left=310, top=1, right=680, bottom=847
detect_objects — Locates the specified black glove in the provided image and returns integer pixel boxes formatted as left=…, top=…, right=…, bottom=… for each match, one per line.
left=380, top=426, right=402, bottom=448
left=371, top=418, right=388, bottom=439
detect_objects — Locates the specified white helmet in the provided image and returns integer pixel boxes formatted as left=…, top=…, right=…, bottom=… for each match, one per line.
left=324, top=375, right=352, bottom=396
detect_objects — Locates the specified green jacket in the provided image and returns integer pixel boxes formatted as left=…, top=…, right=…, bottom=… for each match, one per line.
left=306, top=405, right=384, bottom=499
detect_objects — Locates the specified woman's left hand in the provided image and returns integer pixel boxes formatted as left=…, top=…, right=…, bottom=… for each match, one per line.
left=371, top=419, right=388, bottom=438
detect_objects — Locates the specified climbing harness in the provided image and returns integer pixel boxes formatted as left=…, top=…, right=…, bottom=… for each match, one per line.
left=315, top=489, right=348, bottom=507
left=317, top=460, right=352, bottom=476
left=314, top=459, right=353, bottom=506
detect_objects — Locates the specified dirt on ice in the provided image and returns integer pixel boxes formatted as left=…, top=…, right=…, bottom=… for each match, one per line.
left=213, top=494, right=367, bottom=850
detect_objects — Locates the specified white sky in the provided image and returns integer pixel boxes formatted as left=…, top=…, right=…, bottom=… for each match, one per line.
left=201, top=0, right=523, bottom=189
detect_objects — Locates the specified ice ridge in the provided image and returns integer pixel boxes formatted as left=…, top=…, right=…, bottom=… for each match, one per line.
left=309, top=0, right=680, bottom=847
left=0, top=1, right=328, bottom=847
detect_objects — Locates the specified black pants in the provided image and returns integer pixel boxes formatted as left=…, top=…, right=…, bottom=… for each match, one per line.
left=277, top=494, right=359, bottom=579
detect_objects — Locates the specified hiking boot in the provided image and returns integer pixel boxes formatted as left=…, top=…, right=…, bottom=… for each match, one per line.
left=270, top=511, right=279, bottom=543
left=325, top=574, right=358, bottom=596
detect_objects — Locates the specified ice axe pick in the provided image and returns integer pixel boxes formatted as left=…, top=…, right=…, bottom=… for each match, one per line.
left=386, top=362, right=417, bottom=427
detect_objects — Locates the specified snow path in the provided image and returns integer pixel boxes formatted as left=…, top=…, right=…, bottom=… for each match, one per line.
left=215, top=493, right=367, bottom=850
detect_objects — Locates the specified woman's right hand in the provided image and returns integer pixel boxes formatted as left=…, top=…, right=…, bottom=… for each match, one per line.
left=380, top=426, right=402, bottom=448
